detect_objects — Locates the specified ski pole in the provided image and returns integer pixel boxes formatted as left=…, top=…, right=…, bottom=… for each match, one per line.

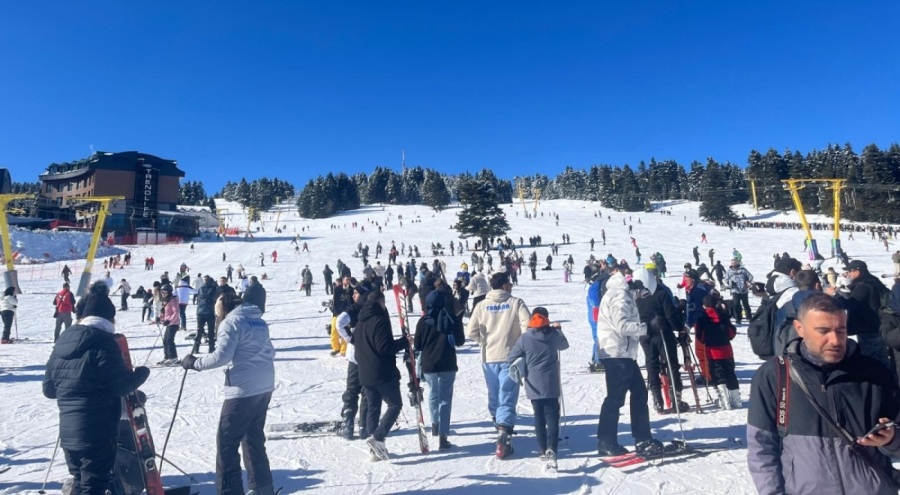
left=160, top=365, right=189, bottom=476
left=659, top=328, right=688, bottom=446
left=558, top=350, right=569, bottom=442
left=687, top=341, right=714, bottom=403
left=14, top=312, right=18, bottom=341
left=142, top=322, right=164, bottom=366
left=155, top=454, right=199, bottom=483
left=38, top=436, right=60, bottom=494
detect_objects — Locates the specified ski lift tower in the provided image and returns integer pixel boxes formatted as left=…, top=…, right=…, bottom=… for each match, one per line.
left=782, top=179, right=847, bottom=260
left=71, top=196, right=125, bottom=296
left=0, top=194, right=35, bottom=294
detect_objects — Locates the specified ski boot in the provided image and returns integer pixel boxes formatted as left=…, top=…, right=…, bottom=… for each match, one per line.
left=650, top=387, right=665, bottom=414
left=728, top=388, right=742, bottom=409
left=597, top=440, right=628, bottom=457
left=673, top=391, right=692, bottom=413
left=495, top=427, right=514, bottom=459
left=635, top=439, right=665, bottom=457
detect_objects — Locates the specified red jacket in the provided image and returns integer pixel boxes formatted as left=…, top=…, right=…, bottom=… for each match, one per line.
left=55, top=289, right=75, bottom=313
left=694, top=307, right=736, bottom=360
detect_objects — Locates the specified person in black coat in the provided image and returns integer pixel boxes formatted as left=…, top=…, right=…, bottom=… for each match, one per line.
left=833, top=260, right=890, bottom=371
left=414, top=290, right=465, bottom=449
left=195, top=275, right=218, bottom=353
left=242, top=276, right=267, bottom=314
left=353, top=290, right=406, bottom=460
left=43, top=282, right=150, bottom=495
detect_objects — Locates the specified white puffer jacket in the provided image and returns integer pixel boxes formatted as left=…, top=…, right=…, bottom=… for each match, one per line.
left=596, top=273, right=646, bottom=360
left=466, top=272, right=490, bottom=298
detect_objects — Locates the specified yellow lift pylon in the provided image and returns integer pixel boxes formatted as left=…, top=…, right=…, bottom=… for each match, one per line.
left=782, top=179, right=847, bottom=260
left=215, top=208, right=229, bottom=241
left=0, top=194, right=36, bottom=294
left=70, top=196, right=125, bottom=296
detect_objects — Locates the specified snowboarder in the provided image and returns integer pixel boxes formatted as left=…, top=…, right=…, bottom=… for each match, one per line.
left=43, top=282, right=150, bottom=495
left=181, top=292, right=276, bottom=495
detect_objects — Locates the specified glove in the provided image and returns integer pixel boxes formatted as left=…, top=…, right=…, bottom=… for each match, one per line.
left=181, top=355, right=198, bottom=370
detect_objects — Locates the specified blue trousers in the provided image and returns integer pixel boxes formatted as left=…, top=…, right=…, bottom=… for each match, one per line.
left=588, top=308, right=601, bottom=364
left=482, top=362, right=519, bottom=428
left=423, top=371, right=456, bottom=436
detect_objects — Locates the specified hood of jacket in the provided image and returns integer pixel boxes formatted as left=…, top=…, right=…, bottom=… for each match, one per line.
left=357, top=298, right=388, bottom=323
left=228, top=303, right=263, bottom=321
left=484, top=289, right=514, bottom=304
left=53, top=319, right=116, bottom=360
left=605, top=272, right=629, bottom=292
left=771, top=272, right=797, bottom=293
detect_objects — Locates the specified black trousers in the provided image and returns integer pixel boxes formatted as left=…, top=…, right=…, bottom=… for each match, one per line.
left=597, top=358, right=651, bottom=445
left=532, top=398, right=561, bottom=454
left=363, top=380, right=402, bottom=442
left=304, top=284, right=311, bottom=296
left=639, top=330, right=683, bottom=392
left=179, top=304, right=188, bottom=330
left=120, top=293, right=129, bottom=310
left=1, top=310, right=12, bottom=341
left=342, top=362, right=368, bottom=429
left=732, top=293, right=751, bottom=323
left=163, top=324, right=179, bottom=359
left=708, top=357, right=739, bottom=389
left=194, top=313, right=217, bottom=353
left=63, top=439, right=116, bottom=495
left=217, top=391, right=273, bottom=495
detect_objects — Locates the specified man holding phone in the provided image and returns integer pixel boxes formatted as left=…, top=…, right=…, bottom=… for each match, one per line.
left=748, top=292, right=900, bottom=494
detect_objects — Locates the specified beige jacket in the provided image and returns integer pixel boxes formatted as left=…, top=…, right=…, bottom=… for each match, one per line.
left=465, top=289, right=531, bottom=363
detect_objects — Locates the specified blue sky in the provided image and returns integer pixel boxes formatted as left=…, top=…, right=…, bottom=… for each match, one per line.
left=1, top=1, right=898, bottom=194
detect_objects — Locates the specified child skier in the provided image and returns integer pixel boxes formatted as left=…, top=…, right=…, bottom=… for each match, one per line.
left=507, top=307, right=569, bottom=469
left=693, top=295, right=740, bottom=409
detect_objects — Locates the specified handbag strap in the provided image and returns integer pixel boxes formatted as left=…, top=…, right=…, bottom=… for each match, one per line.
left=785, top=356, right=898, bottom=485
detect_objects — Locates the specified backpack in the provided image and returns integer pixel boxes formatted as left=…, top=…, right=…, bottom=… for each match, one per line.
left=748, top=291, right=784, bottom=359
left=772, top=299, right=798, bottom=357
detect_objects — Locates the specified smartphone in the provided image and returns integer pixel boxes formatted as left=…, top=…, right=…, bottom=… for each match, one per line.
left=862, top=421, right=896, bottom=438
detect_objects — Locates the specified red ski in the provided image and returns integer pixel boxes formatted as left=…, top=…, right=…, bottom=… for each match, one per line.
left=392, top=285, right=429, bottom=454
left=115, top=334, right=166, bottom=495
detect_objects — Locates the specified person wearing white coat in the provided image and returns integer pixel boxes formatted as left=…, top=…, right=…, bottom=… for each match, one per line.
left=0, top=286, right=17, bottom=343
left=594, top=269, right=663, bottom=457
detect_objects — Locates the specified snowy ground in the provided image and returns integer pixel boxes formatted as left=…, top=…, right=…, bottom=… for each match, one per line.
left=1, top=199, right=896, bottom=494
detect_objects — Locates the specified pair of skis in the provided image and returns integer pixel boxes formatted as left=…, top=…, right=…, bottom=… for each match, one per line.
left=392, top=285, right=430, bottom=454
left=600, top=439, right=741, bottom=469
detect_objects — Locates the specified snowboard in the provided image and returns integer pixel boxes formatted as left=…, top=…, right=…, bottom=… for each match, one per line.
left=392, top=285, right=430, bottom=454
left=114, top=334, right=166, bottom=495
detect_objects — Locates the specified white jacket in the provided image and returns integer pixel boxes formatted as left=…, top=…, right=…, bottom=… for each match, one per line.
left=175, top=280, right=194, bottom=304
left=596, top=273, right=646, bottom=360
left=0, top=295, right=17, bottom=313
left=465, top=289, right=531, bottom=363
left=466, top=272, right=490, bottom=298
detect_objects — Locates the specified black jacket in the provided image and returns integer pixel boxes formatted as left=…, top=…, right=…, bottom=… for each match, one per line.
left=197, top=279, right=217, bottom=316
left=354, top=299, right=405, bottom=387
left=414, top=295, right=465, bottom=373
left=242, top=282, right=267, bottom=314
left=841, top=272, right=887, bottom=335
left=42, top=324, right=149, bottom=450
left=635, top=287, right=682, bottom=336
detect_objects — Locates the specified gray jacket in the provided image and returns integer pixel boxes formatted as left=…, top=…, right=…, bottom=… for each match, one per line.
left=747, top=339, right=900, bottom=494
left=195, top=304, right=275, bottom=400
left=507, top=326, right=569, bottom=400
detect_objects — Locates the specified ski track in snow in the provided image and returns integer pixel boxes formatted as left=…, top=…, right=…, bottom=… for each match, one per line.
left=1, top=199, right=892, bottom=494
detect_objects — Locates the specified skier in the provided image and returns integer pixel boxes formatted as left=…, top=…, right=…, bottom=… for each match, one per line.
left=181, top=292, right=276, bottom=495
left=156, top=284, right=181, bottom=365
left=586, top=270, right=608, bottom=372
left=708, top=248, right=715, bottom=266
left=112, top=278, right=131, bottom=311
left=354, top=290, right=406, bottom=461
left=323, top=264, right=334, bottom=295
left=195, top=275, right=218, bottom=353
left=692, top=246, right=700, bottom=266
left=300, top=265, right=313, bottom=296
left=334, top=284, right=369, bottom=439
left=191, top=273, right=203, bottom=304
left=176, top=277, right=193, bottom=330
left=595, top=267, right=663, bottom=457
left=506, top=307, right=568, bottom=469
left=43, top=282, right=150, bottom=495
left=272, top=250, right=278, bottom=263
left=414, top=290, right=466, bottom=450
left=693, top=295, right=740, bottom=409
left=633, top=267, right=690, bottom=414
left=465, top=272, right=531, bottom=459
left=700, top=233, right=708, bottom=243
left=0, top=287, right=16, bottom=344
left=725, top=260, right=754, bottom=324
left=590, top=238, right=595, bottom=251
left=226, top=264, right=234, bottom=283
left=712, top=260, right=726, bottom=287
left=53, top=282, right=76, bottom=341
left=61, top=264, right=72, bottom=284
left=243, top=276, right=267, bottom=314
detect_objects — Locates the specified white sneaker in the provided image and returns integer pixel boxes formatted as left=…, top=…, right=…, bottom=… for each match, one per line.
left=366, top=436, right=389, bottom=460
left=728, top=389, right=742, bottom=409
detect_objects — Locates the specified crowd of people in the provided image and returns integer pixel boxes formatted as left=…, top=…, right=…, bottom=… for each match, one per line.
left=29, top=212, right=900, bottom=494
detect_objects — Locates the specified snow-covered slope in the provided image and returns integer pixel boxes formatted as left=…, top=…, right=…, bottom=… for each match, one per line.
left=1, top=199, right=894, bottom=494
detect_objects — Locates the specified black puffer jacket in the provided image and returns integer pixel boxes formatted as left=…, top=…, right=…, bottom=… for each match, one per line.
left=841, top=272, right=887, bottom=335
left=354, top=298, right=405, bottom=387
left=197, top=279, right=217, bottom=316
left=42, top=323, right=149, bottom=450
left=242, top=282, right=267, bottom=314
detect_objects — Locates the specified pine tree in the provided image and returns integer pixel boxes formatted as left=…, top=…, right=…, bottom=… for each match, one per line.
left=454, top=179, right=510, bottom=247
left=420, top=169, right=450, bottom=210
left=699, top=159, right=738, bottom=222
